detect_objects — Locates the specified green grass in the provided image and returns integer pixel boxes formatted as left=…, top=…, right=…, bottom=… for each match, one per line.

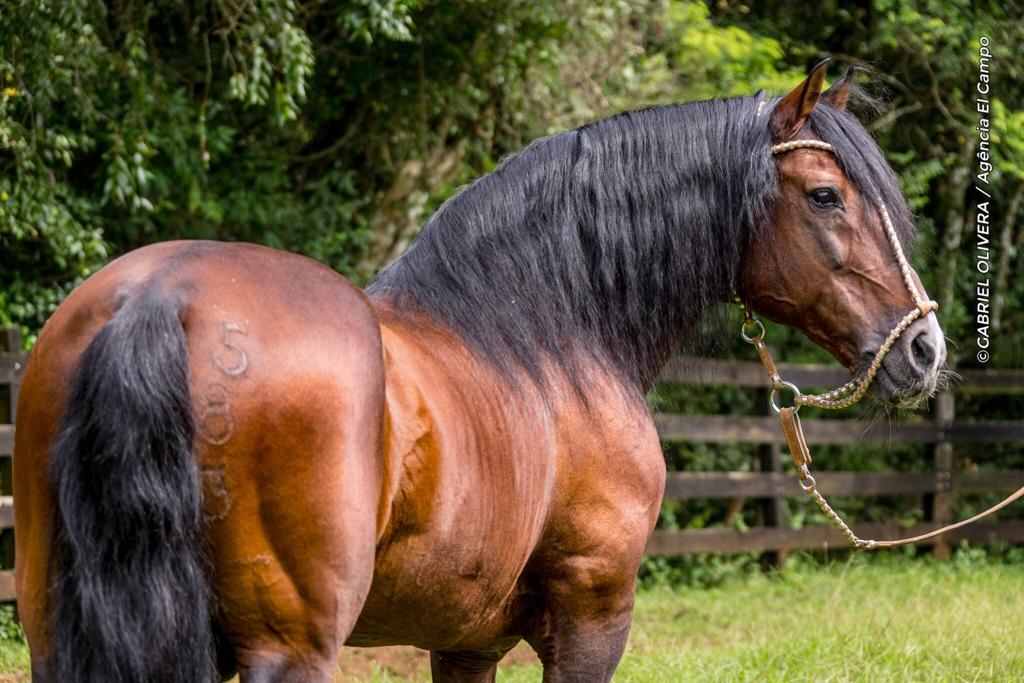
left=500, top=556, right=1024, bottom=682
left=0, top=640, right=28, bottom=678
left=4, top=557, right=1024, bottom=681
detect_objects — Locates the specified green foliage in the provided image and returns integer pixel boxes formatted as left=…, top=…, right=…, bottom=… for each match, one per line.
left=0, top=0, right=332, bottom=342
left=661, top=1, right=805, bottom=98
left=992, top=99, right=1024, bottom=181
left=0, top=606, right=23, bottom=645
left=340, top=0, right=418, bottom=44
left=1, top=0, right=655, bottom=345
left=222, top=0, right=315, bottom=124
left=9, top=0, right=1017, bottom=355
left=639, top=551, right=762, bottom=589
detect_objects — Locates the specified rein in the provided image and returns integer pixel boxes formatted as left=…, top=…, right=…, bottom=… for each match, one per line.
left=739, top=137, right=1024, bottom=549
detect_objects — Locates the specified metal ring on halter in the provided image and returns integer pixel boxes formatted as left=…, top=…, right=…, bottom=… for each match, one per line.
left=798, top=466, right=816, bottom=490
left=741, top=318, right=765, bottom=344
left=769, top=381, right=802, bottom=415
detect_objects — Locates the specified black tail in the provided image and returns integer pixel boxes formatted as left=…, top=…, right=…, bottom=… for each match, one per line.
left=48, top=291, right=216, bottom=682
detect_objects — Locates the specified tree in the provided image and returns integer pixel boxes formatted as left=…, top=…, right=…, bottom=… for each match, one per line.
left=0, top=0, right=654, bottom=344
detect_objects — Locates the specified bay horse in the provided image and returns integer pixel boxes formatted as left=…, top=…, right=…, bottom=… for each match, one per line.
left=14, top=61, right=945, bottom=682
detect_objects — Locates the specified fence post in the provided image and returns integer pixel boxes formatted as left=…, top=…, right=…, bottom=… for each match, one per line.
left=756, top=387, right=788, bottom=569
left=0, top=327, right=22, bottom=580
left=928, top=389, right=954, bottom=559
left=757, top=442, right=788, bottom=569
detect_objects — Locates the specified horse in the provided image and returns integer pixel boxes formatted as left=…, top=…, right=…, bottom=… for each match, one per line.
left=13, top=60, right=945, bottom=682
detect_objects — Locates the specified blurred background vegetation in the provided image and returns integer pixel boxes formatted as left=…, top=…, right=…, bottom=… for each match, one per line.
left=2, top=0, right=1023, bottom=581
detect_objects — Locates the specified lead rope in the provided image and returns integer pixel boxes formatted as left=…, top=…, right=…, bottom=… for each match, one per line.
left=738, top=137, right=1024, bottom=549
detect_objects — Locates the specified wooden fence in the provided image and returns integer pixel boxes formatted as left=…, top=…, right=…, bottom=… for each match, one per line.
left=0, top=328, right=22, bottom=601
left=646, top=356, right=1024, bottom=562
left=2, top=329, right=1024, bottom=600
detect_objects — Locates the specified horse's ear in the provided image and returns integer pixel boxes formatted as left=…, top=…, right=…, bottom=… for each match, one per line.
left=823, top=67, right=855, bottom=111
left=770, top=59, right=830, bottom=141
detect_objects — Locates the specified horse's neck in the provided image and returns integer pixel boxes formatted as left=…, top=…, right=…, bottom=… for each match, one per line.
left=369, top=100, right=750, bottom=393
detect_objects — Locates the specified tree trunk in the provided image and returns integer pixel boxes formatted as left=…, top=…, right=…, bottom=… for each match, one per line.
left=992, top=181, right=1023, bottom=331
left=359, top=145, right=465, bottom=275
left=936, top=137, right=978, bottom=316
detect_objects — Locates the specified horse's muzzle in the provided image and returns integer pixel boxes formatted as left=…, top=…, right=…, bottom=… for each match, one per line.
left=866, top=313, right=947, bottom=404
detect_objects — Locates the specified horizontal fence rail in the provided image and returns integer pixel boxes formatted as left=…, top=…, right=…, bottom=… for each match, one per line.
left=654, top=414, right=1024, bottom=445
left=658, top=356, right=1024, bottom=393
left=662, top=469, right=1024, bottom=499
left=0, top=329, right=22, bottom=601
left=646, top=520, right=1024, bottom=556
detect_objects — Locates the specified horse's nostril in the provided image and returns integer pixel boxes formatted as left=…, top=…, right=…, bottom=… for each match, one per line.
left=911, top=329, right=935, bottom=370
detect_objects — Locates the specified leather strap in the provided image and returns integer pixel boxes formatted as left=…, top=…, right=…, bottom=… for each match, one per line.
left=871, top=485, right=1024, bottom=547
left=754, top=341, right=780, bottom=383
left=779, top=407, right=810, bottom=467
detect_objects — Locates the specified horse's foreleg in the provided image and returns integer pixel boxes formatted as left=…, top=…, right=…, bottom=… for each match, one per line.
left=524, top=597, right=634, bottom=683
left=429, top=649, right=508, bottom=682
left=521, top=544, right=644, bottom=683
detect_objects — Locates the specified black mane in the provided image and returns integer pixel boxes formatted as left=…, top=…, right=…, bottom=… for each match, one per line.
left=367, top=92, right=913, bottom=394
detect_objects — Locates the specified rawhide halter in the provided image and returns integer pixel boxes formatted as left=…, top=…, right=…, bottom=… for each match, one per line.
left=738, top=136, right=1024, bottom=549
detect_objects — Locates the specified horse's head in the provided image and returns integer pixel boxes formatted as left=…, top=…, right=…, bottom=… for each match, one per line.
left=739, top=62, right=946, bottom=406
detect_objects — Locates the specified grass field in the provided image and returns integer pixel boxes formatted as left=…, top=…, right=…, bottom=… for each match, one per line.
left=4, top=556, right=1024, bottom=681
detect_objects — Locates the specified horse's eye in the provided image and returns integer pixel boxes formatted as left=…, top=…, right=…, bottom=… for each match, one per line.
left=809, top=188, right=840, bottom=207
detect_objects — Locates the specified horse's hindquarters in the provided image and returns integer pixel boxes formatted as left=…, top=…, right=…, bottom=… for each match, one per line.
left=15, top=241, right=389, bottom=681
